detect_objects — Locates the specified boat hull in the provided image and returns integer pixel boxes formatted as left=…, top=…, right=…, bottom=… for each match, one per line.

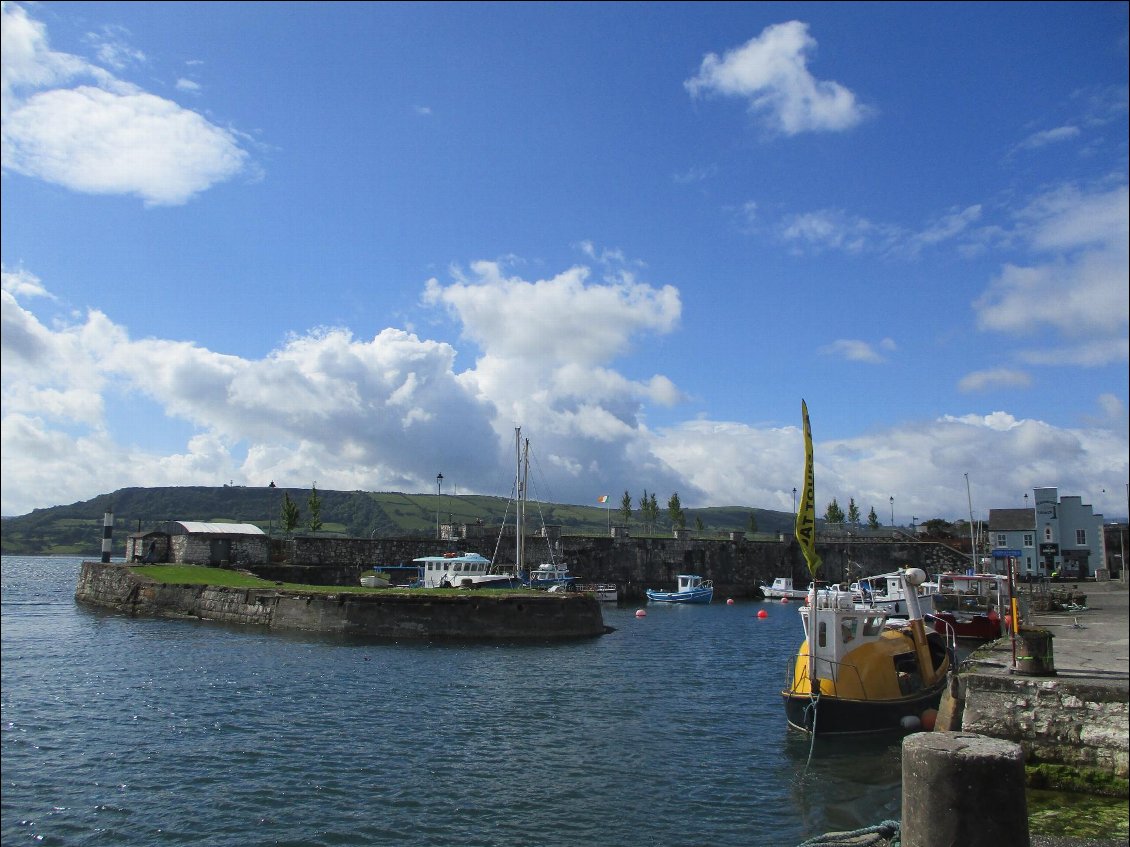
left=782, top=677, right=947, bottom=735
left=930, top=611, right=1001, bottom=641
left=645, top=588, right=713, bottom=604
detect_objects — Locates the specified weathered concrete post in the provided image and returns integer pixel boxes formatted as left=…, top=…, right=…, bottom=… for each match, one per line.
left=901, top=731, right=1028, bottom=847
left=101, top=510, right=114, bottom=563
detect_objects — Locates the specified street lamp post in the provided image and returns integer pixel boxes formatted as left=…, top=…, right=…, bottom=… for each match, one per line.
left=436, top=474, right=444, bottom=539
left=889, top=496, right=894, bottom=527
left=792, top=487, right=797, bottom=516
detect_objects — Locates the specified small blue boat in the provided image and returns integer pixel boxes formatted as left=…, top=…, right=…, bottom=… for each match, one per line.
left=645, top=574, right=714, bottom=604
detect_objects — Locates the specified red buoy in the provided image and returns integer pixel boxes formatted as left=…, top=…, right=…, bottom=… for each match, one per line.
left=726, top=598, right=735, bottom=605
left=920, top=708, right=938, bottom=731
left=635, top=609, right=647, bottom=618
left=757, top=609, right=768, bottom=619
left=780, top=597, right=790, bottom=603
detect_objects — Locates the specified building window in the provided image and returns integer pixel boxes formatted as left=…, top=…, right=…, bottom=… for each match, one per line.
left=1023, top=533, right=1034, bottom=547
left=995, top=533, right=1007, bottom=547
left=1044, top=526, right=1053, bottom=542
left=1076, top=529, right=1087, bottom=545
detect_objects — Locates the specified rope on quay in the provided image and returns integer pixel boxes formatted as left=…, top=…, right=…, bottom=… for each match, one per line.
left=797, top=819, right=900, bottom=847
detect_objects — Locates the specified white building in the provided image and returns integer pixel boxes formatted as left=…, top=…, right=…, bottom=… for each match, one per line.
left=988, top=487, right=1105, bottom=580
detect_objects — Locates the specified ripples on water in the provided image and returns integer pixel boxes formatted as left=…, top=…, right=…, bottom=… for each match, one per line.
left=2, top=557, right=903, bottom=846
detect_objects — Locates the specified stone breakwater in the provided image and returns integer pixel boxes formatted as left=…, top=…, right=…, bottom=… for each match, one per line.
left=74, top=562, right=609, bottom=641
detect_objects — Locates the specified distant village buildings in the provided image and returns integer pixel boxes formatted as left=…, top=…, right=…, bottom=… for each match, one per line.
left=988, top=487, right=1106, bottom=580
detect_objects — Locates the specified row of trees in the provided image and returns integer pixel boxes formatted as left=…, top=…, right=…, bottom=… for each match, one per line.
left=822, top=497, right=881, bottom=529
left=278, top=484, right=323, bottom=536
left=614, top=490, right=759, bottom=535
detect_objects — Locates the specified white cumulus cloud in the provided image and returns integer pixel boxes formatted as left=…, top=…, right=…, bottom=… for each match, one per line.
left=685, top=21, right=870, bottom=135
left=1, top=2, right=249, bottom=205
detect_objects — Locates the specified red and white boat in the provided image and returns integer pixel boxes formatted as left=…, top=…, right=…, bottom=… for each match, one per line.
left=928, top=572, right=1007, bottom=641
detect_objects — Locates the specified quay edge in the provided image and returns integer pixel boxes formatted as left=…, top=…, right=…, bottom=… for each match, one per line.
left=935, top=578, right=1129, bottom=795
left=73, top=561, right=609, bottom=641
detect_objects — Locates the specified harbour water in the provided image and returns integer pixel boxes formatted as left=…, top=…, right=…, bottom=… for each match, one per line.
left=2, top=556, right=906, bottom=847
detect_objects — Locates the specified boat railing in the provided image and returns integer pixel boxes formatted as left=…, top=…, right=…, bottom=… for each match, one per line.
left=924, top=613, right=959, bottom=657
left=783, top=653, right=871, bottom=700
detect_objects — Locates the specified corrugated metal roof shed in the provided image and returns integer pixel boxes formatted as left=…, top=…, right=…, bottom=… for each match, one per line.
left=173, top=522, right=265, bottom=536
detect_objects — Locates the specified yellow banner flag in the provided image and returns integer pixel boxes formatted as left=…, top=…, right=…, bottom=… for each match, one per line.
left=795, top=400, right=822, bottom=579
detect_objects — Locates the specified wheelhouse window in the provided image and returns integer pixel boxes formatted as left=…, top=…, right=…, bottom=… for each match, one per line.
left=862, top=616, right=885, bottom=637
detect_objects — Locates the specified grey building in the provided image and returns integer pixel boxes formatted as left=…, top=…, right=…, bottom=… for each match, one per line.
left=125, top=521, right=268, bottom=567
left=988, top=487, right=1105, bottom=580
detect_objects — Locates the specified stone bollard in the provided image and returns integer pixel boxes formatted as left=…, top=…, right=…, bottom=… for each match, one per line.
left=901, top=732, right=1028, bottom=847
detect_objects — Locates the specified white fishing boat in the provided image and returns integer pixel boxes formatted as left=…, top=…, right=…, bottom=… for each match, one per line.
left=852, top=570, right=940, bottom=617
left=527, top=561, right=577, bottom=590
left=577, top=583, right=618, bottom=602
left=781, top=401, right=953, bottom=735
left=761, top=577, right=809, bottom=600
left=646, top=574, right=714, bottom=604
left=413, top=551, right=522, bottom=589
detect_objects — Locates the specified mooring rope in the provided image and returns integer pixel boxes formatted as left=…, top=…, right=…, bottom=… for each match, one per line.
left=802, top=689, right=820, bottom=773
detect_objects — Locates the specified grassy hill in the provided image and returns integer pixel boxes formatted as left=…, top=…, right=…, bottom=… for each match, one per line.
left=0, top=486, right=797, bottom=556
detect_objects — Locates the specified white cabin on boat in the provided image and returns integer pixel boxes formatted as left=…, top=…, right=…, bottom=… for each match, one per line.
left=414, top=552, right=496, bottom=588
left=799, top=588, right=891, bottom=681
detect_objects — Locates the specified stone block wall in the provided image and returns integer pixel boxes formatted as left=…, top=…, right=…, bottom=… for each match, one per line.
left=248, top=534, right=971, bottom=598
left=959, top=673, right=1129, bottom=779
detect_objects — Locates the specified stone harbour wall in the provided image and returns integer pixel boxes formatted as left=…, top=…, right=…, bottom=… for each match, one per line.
left=957, top=673, right=1129, bottom=779
left=257, top=535, right=972, bottom=599
left=74, top=561, right=607, bottom=641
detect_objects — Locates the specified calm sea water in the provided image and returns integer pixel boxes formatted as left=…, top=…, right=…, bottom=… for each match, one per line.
left=2, top=556, right=905, bottom=847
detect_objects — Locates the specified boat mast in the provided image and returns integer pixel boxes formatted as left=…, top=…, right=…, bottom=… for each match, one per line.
left=515, top=427, right=524, bottom=574
left=965, top=473, right=977, bottom=573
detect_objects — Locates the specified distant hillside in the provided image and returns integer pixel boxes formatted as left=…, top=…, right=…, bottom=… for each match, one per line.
left=0, top=486, right=796, bottom=556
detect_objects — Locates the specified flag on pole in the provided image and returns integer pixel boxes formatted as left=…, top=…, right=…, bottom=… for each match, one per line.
left=597, top=495, right=609, bottom=504
left=795, top=400, right=822, bottom=579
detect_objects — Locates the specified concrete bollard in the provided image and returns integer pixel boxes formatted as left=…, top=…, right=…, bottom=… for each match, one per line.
left=901, top=731, right=1028, bottom=847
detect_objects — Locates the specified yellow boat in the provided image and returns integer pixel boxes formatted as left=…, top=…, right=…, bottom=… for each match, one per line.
left=782, top=400, right=952, bottom=734
left=782, top=570, right=952, bottom=734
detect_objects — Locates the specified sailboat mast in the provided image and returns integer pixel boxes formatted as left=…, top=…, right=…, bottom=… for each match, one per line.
left=515, top=427, right=523, bottom=573
left=965, top=473, right=977, bottom=573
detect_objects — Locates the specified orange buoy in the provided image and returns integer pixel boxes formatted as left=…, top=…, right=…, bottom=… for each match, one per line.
left=757, top=609, right=768, bottom=619
left=920, top=708, right=938, bottom=731
left=635, top=609, right=647, bottom=618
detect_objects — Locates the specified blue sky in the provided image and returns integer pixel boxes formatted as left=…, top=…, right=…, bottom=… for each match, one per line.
left=2, top=1, right=1127, bottom=524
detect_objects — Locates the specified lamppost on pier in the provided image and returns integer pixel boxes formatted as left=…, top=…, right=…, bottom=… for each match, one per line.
left=792, top=487, right=797, bottom=516
left=436, top=474, right=444, bottom=539
left=889, top=496, right=894, bottom=527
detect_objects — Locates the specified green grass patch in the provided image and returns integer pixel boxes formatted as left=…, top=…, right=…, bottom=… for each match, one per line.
left=129, top=565, right=543, bottom=597
left=1027, top=787, right=1130, bottom=839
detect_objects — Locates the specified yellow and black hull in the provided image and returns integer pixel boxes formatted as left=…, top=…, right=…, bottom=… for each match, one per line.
left=782, top=628, right=951, bottom=735
left=782, top=676, right=947, bottom=735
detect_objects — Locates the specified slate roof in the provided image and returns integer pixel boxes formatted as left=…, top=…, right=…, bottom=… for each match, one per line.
left=988, top=508, right=1035, bottom=531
